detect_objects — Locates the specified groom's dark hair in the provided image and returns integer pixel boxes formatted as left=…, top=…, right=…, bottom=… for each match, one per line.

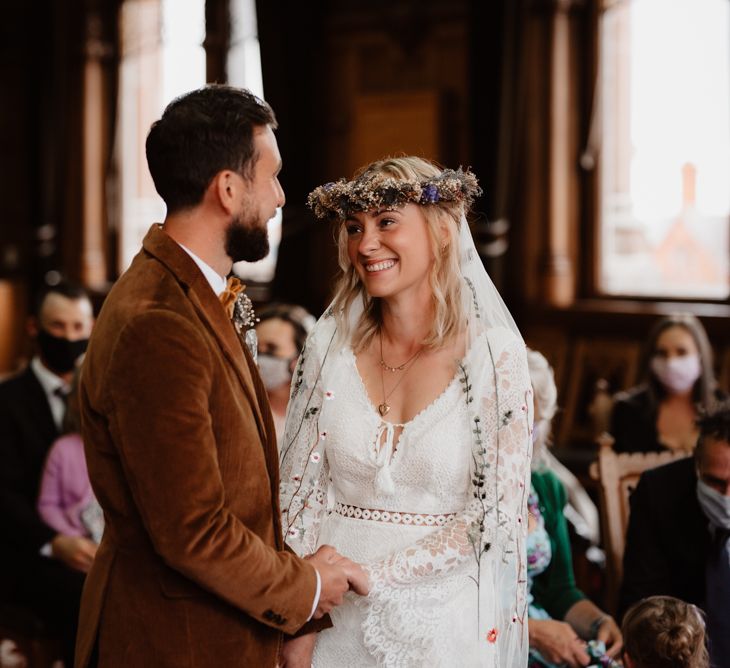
left=695, top=400, right=730, bottom=459
left=145, top=85, right=277, bottom=214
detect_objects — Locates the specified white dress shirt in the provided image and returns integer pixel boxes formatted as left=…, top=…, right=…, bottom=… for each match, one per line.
left=178, top=243, right=228, bottom=297
left=30, top=356, right=69, bottom=431
left=176, top=241, right=322, bottom=619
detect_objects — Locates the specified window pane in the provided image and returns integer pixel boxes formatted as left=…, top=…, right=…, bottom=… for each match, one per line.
left=228, top=0, right=280, bottom=285
left=117, top=0, right=206, bottom=272
left=599, top=0, right=730, bottom=299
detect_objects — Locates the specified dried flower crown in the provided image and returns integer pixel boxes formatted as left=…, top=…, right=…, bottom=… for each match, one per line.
left=307, top=167, right=482, bottom=221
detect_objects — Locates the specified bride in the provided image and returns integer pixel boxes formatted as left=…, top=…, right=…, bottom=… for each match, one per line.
left=279, top=157, right=532, bottom=666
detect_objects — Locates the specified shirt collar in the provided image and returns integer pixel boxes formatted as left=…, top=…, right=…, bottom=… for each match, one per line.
left=177, top=243, right=228, bottom=297
left=30, top=356, right=67, bottom=396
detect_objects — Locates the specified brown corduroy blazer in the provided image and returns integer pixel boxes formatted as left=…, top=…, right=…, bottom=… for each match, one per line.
left=75, top=225, right=317, bottom=667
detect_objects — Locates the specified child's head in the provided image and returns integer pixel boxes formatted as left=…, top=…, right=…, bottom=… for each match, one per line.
left=622, top=596, right=708, bottom=668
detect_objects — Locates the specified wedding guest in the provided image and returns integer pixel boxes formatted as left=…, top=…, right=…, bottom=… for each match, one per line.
left=621, top=402, right=730, bottom=667
left=529, top=349, right=600, bottom=546
left=255, top=303, right=314, bottom=443
left=611, top=313, right=722, bottom=454
left=0, top=280, right=94, bottom=666
left=527, top=350, right=621, bottom=668
left=281, top=157, right=533, bottom=665
left=37, top=364, right=104, bottom=544
left=621, top=596, right=708, bottom=668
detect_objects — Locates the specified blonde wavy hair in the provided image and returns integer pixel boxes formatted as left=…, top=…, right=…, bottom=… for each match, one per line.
left=330, top=156, right=468, bottom=351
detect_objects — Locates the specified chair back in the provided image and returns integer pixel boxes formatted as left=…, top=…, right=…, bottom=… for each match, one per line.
left=589, top=434, right=692, bottom=614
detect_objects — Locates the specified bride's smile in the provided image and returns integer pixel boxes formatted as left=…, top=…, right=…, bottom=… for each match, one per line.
left=346, top=204, right=436, bottom=301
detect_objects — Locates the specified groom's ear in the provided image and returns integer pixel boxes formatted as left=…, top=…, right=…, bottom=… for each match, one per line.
left=212, top=170, right=241, bottom=215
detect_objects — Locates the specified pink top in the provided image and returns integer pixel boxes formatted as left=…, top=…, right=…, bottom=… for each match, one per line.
left=37, top=432, right=96, bottom=537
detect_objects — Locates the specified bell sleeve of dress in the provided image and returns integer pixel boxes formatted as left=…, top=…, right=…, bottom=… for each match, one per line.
left=280, top=316, right=337, bottom=557
left=356, top=329, right=533, bottom=665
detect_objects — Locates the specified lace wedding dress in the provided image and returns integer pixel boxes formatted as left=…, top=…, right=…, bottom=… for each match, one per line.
left=280, top=315, right=532, bottom=667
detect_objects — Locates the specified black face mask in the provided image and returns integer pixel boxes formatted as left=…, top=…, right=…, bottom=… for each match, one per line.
left=37, top=329, right=88, bottom=375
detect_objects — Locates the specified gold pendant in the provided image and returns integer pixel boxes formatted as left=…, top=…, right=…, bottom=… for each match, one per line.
left=378, top=403, right=390, bottom=417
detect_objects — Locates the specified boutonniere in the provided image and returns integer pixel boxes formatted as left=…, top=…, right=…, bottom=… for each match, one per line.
left=220, top=276, right=259, bottom=360
left=220, top=276, right=257, bottom=333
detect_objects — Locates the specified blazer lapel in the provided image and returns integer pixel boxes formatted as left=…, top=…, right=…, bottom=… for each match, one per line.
left=239, top=342, right=283, bottom=543
left=141, top=225, right=268, bottom=446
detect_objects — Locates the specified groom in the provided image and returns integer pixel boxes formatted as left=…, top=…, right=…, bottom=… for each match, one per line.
left=76, top=86, right=366, bottom=667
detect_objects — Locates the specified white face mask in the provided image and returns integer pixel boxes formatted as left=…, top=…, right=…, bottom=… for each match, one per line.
left=650, top=354, right=701, bottom=394
left=257, top=353, right=293, bottom=391
left=697, top=478, right=730, bottom=530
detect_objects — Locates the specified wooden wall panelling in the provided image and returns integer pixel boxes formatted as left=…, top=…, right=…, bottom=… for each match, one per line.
left=525, top=326, right=571, bottom=443
left=558, top=337, right=640, bottom=448
left=349, top=91, right=441, bottom=175
left=525, top=326, right=570, bottom=396
left=321, top=3, right=470, bottom=182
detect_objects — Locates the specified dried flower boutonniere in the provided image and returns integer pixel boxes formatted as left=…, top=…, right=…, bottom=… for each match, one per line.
left=220, top=276, right=259, bottom=360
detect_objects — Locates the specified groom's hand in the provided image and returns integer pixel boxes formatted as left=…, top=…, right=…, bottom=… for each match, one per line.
left=306, top=545, right=369, bottom=618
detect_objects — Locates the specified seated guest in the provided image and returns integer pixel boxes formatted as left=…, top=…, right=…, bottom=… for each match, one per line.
left=38, top=364, right=104, bottom=544
left=527, top=350, right=622, bottom=667
left=621, top=596, right=708, bottom=668
left=254, top=302, right=314, bottom=443
left=611, top=313, right=721, bottom=454
left=0, top=280, right=95, bottom=666
left=621, top=402, right=730, bottom=666
left=530, top=350, right=600, bottom=546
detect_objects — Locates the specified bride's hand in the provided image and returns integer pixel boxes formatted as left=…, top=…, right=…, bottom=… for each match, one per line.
left=341, top=560, right=370, bottom=596
left=280, top=633, right=316, bottom=668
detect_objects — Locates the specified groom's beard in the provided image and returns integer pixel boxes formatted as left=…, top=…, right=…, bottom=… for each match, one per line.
left=224, top=213, right=270, bottom=263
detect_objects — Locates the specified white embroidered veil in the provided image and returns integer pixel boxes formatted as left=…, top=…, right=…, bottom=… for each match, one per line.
left=280, top=201, right=532, bottom=664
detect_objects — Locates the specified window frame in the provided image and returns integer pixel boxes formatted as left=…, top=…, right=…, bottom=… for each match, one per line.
left=585, top=0, right=730, bottom=306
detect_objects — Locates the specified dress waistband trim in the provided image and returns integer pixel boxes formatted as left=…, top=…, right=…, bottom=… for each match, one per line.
left=333, top=501, right=457, bottom=526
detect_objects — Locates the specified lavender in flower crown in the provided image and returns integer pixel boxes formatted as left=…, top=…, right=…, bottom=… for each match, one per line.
left=307, top=167, right=482, bottom=221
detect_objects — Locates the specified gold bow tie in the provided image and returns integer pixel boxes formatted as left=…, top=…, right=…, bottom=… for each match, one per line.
left=220, top=276, right=245, bottom=319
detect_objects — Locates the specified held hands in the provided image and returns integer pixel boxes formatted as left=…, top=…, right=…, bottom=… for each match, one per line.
left=281, top=547, right=367, bottom=667
left=50, top=533, right=98, bottom=573
left=306, top=544, right=369, bottom=619
left=529, top=619, right=591, bottom=668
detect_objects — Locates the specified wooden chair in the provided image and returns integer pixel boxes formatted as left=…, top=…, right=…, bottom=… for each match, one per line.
left=588, top=434, right=692, bottom=615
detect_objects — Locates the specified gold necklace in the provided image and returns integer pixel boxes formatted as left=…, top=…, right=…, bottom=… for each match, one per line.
left=379, top=335, right=422, bottom=372
left=378, top=338, right=423, bottom=417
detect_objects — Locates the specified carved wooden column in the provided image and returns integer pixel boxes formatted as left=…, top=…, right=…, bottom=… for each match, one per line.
left=204, top=0, right=230, bottom=83
left=543, top=0, right=581, bottom=307
left=81, top=2, right=114, bottom=289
